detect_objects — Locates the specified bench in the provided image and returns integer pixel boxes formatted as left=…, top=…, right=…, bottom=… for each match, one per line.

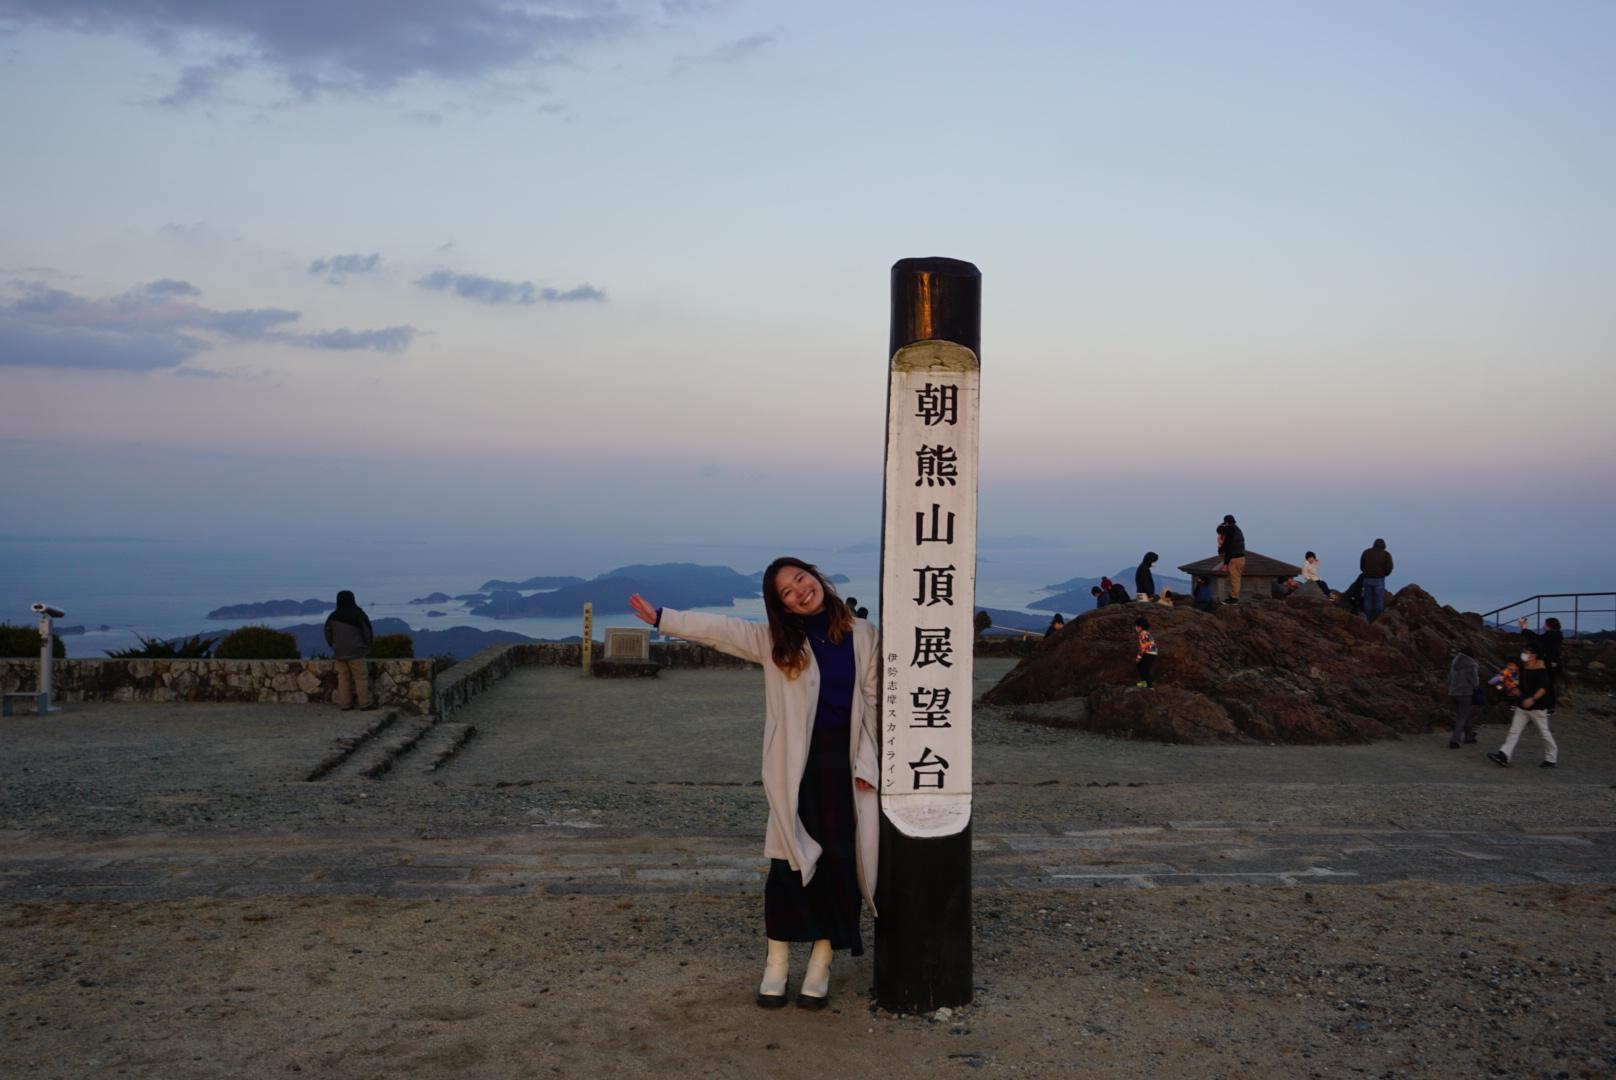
left=1, top=692, right=45, bottom=717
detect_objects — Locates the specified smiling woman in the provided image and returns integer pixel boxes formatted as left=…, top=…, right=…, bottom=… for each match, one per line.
left=628, top=556, right=879, bottom=1012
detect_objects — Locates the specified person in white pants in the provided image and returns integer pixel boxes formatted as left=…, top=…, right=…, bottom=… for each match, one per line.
left=1487, top=643, right=1559, bottom=768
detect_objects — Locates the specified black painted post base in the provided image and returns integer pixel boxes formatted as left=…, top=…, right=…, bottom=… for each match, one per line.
left=874, top=818, right=973, bottom=1012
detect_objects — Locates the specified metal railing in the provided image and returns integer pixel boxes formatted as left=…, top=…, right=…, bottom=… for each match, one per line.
left=1479, top=593, right=1616, bottom=637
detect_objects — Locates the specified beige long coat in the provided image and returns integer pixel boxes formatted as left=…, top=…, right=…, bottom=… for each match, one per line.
left=658, top=609, right=880, bottom=914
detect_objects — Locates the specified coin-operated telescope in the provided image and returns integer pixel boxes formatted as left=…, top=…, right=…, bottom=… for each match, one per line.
left=13, top=602, right=67, bottom=715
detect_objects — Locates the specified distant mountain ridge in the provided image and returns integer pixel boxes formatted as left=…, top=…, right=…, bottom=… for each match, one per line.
left=478, top=576, right=587, bottom=592
left=976, top=607, right=1050, bottom=634
left=1031, top=565, right=1193, bottom=612
left=285, top=618, right=539, bottom=661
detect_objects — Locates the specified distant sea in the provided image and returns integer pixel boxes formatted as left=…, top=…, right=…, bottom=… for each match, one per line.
left=0, top=536, right=1084, bottom=658
left=3, top=534, right=1575, bottom=659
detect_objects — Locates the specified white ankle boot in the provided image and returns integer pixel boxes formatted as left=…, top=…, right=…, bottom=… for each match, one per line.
left=797, top=939, right=832, bottom=1009
left=757, top=937, right=790, bottom=1008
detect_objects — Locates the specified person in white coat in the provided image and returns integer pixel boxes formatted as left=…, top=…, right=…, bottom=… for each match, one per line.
left=629, top=557, right=879, bottom=1010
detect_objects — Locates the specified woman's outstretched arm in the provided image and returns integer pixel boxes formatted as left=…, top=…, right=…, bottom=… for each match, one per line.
left=629, top=592, right=770, bottom=665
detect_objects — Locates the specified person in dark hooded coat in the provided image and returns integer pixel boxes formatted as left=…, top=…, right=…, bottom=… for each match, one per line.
left=324, top=590, right=375, bottom=710
left=1135, top=552, right=1159, bottom=601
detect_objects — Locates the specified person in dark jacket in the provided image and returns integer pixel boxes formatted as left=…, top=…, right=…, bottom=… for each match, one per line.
left=1192, top=576, right=1214, bottom=612
left=1108, top=581, right=1131, bottom=606
left=1045, top=613, right=1065, bottom=636
left=1090, top=586, right=1109, bottom=609
left=1359, top=538, right=1394, bottom=622
left=324, top=590, right=375, bottom=710
left=1135, top=552, right=1159, bottom=601
left=1341, top=573, right=1365, bottom=616
left=1447, top=647, right=1481, bottom=748
left=1216, top=515, right=1246, bottom=603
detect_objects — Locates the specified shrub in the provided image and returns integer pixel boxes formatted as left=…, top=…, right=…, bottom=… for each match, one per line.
left=214, top=625, right=299, bottom=660
left=0, top=622, right=66, bottom=659
left=370, top=633, right=414, bottom=659
left=106, top=633, right=216, bottom=659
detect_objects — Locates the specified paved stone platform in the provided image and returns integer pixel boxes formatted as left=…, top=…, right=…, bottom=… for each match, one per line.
left=4, top=820, right=1612, bottom=902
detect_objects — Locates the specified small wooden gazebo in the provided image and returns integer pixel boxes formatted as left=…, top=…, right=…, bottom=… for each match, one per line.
left=1178, top=551, right=1304, bottom=602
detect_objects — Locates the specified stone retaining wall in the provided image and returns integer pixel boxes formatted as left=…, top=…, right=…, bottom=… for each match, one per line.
left=4, top=636, right=1023, bottom=721
left=0, top=658, right=435, bottom=712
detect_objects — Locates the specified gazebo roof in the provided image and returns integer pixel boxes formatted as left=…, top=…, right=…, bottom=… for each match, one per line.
left=1178, top=551, right=1304, bottom=578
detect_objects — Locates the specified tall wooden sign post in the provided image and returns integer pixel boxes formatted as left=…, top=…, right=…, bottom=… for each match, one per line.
left=581, top=603, right=593, bottom=677
left=875, top=257, right=980, bottom=1012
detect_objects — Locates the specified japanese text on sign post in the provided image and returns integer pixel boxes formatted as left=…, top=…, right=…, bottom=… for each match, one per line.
left=880, top=342, right=979, bottom=838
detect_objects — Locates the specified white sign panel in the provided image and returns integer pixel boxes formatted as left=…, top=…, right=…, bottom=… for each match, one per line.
left=879, top=340, right=979, bottom=839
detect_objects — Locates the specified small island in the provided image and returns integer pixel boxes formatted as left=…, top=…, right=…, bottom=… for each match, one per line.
left=470, top=563, right=760, bottom=618
left=207, top=598, right=333, bottom=620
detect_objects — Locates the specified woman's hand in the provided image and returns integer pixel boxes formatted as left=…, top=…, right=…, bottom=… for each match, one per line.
left=854, top=778, right=874, bottom=792
left=629, top=594, right=658, bottom=627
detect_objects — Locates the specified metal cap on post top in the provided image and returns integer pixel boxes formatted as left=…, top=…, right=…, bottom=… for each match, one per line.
left=890, top=257, right=981, bottom=358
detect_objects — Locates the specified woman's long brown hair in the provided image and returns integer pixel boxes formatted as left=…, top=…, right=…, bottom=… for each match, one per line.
left=762, top=556, right=853, bottom=678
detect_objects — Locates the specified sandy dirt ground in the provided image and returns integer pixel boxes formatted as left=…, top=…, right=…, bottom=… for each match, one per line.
left=4, top=886, right=1612, bottom=1078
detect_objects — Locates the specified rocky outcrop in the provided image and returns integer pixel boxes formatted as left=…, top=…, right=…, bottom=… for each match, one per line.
left=982, top=584, right=1516, bottom=744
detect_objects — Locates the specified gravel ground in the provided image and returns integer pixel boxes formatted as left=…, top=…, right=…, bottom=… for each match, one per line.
left=3, top=662, right=1614, bottom=1077
left=3, top=662, right=1613, bottom=838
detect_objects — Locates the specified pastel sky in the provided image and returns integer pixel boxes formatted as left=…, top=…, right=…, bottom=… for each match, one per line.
left=2, top=1, right=1613, bottom=595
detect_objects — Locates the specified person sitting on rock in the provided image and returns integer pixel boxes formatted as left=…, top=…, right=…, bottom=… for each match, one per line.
left=1341, top=573, right=1366, bottom=616
left=1045, top=613, right=1065, bottom=636
left=1301, top=551, right=1331, bottom=595
left=1134, top=616, right=1158, bottom=688
left=1192, top=576, right=1214, bottom=612
left=1107, top=580, right=1132, bottom=606
left=1091, top=585, right=1109, bottom=609
left=1135, top=552, right=1159, bottom=602
left=1158, top=590, right=1176, bottom=607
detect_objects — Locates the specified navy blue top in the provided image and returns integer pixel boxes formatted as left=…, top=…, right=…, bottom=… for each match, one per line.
left=802, top=611, right=854, bottom=730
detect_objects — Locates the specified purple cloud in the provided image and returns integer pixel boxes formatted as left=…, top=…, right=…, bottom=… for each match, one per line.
left=1, top=0, right=632, bottom=105
left=308, top=253, right=381, bottom=283
left=415, top=269, right=606, bottom=306
left=0, top=279, right=416, bottom=370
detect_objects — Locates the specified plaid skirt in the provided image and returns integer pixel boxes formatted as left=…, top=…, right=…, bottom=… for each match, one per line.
left=763, top=715, right=863, bottom=955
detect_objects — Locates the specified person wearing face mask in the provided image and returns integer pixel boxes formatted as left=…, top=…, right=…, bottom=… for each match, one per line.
left=1486, top=643, right=1559, bottom=768
left=629, top=557, right=878, bottom=1011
